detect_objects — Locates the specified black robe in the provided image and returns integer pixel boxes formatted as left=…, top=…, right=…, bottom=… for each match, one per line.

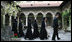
left=33, top=20, right=39, bottom=39
left=12, top=16, right=14, bottom=31
left=12, top=19, right=18, bottom=36
left=18, top=20, right=24, bottom=37
left=25, top=19, right=33, bottom=40
left=40, top=18, right=48, bottom=40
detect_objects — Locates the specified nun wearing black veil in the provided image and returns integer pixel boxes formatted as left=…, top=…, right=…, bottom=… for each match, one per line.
left=12, top=17, right=18, bottom=37
left=39, top=17, right=48, bottom=40
left=32, top=19, right=39, bottom=39
left=25, top=18, right=33, bottom=40
left=18, top=19, right=24, bottom=37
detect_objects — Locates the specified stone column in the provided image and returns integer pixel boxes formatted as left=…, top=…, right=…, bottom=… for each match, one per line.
left=9, top=15, right=12, bottom=27
left=43, top=14, right=45, bottom=17
left=3, top=15, right=5, bottom=28
left=17, top=12, right=20, bottom=31
left=17, top=17, right=19, bottom=31
left=26, top=16, right=28, bottom=26
left=51, top=15, right=54, bottom=27
left=62, top=16, right=64, bottom=30
left=53, top=15, right=55, bottom=19
left=35, top=15, right=36, bottom=20
left=69, top=19, right=71, bottom=31
left=67, top=17, right=71, bottom=31
left=1, top=14, right=2, bottom=28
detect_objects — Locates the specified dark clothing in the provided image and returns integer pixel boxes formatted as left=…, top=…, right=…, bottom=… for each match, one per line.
left=12, top=19, right=18, bottom=36
left=52, top=17, right=60, bottom=40
left=33, top=20, right=39, bottom=39
left=12, top=17, right=15, bottom=31
left=18, top=21, right=24, bottom=37
left=25, top=20, right=33, bottom=40
left=40, top=20, right=48, bottom=40
left=12, top=19, right=17, bottom=32
left=53, top=17, right=58, bottom=28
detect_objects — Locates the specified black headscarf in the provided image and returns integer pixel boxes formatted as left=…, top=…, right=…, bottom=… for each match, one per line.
left=41, top=17, right=45, bottom=29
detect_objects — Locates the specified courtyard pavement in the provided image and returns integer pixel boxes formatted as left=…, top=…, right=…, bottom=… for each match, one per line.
left=19, top=26, right=71, bottom=41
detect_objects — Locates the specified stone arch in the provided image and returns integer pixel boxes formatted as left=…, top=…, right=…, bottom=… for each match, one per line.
left=28, top=13, right=35, bottom=24
left=28, top=11, right=35, bottom=15
left=36, top=11, right=44, bottom=15
left=20, top=13, right=26, bottom=25
left=45, top=11, right=54, bottom=16
left=5, top=14, right=9, bottom=26
left=37, top=12, right=43, bottom=25
left=46, top=12, right=53, bottom=26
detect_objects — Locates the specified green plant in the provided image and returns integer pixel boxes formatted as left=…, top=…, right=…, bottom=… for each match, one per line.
left=2, top=2, right=21, bottom=16
left=62, top=9, right=71, bottom=31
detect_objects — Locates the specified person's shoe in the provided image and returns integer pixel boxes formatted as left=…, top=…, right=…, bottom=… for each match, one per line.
left=29, top=38, right=33, bottom=40
left=58, top=38, right=60, bottom=40
left=52, top=39, right=56, bottom=41
left=44, top=37, right=48, bottom=39
left=48, top=35, right=50, bottom=37
left=52, top=38, right=54, bottom=40
left=40, top=38, right=44, bottom=40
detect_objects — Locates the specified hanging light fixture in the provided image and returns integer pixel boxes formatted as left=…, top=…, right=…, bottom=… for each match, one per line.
left=31, top=4, right=33, bottom=6
left=48, top=3, right=50, bottom=5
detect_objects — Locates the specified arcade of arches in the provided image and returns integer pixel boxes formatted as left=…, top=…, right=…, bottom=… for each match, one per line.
left=1, top=1, right=71, bottom=30
left=1, top=11, right=67, bottom=30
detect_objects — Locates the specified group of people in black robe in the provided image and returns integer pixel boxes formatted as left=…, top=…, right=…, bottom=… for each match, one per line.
left=12, top=17, right=24, bottom=37
left=25, top=18, right=48, bottom=40
left=12, top=17, right=48, bottom=40
left=12, top=12, right=61, bottom=41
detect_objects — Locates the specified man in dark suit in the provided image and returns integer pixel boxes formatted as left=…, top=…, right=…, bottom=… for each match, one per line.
left=52, top=13, right=61, bottom=41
